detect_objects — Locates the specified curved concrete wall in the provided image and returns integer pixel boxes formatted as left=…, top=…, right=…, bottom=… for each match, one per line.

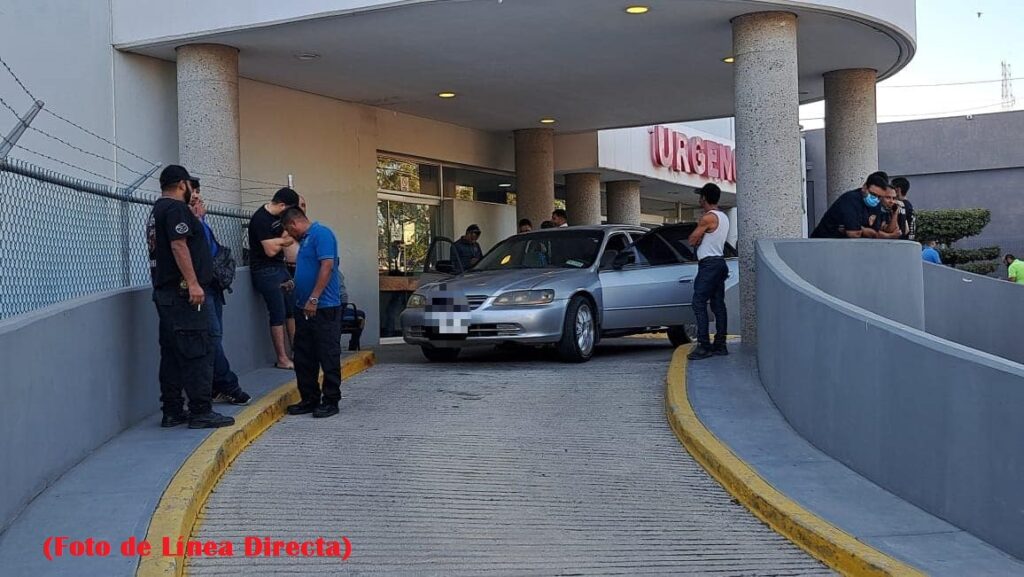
left=757, top=239, right=1024, bottom=559
left=923, top=263, right=1024, bottom=366
left=0, top=269, right=274, bottom=533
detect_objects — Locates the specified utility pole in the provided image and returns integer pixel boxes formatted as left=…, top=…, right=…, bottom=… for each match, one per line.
left=1002, top=60, right=1016, bottom=110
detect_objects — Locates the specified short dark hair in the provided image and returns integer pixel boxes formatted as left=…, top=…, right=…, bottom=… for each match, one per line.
left=272, top=187, right=300, bottom=207
left=1006, top=254, right=1016, bottom=262
left=280, top=207, right=308, bottom=227
left=891, top=177, right=910, bottom=195
left=518, top=218, right=532, bottom=228
left=466, top=224, right=481, bottom=235
left=189, top=178, right=201, bottom=189
left=540, top=220, right=555, bottom=229
left=552, top=208, right=567, bottom=219
left=698, top=183, right=721, bottom=205
left=865, top=171, right=889, bottom=189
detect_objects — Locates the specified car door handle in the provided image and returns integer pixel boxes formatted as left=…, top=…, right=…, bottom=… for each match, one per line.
left=679, top=277, right=694, bottom=283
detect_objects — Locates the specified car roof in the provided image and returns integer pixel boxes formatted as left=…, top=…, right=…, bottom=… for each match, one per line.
left=518, top=224, right=648, bottom=235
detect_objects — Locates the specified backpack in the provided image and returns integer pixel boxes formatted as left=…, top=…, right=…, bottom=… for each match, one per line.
left=212, top=243, right=237, bottom=293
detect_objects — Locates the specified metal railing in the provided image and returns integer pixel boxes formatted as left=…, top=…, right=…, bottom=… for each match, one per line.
left=0, top=157, right=250, bottom=320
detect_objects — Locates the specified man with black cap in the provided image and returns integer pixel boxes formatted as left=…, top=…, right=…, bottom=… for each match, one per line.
left=146, top=165, right=234, bottom=428
left=450, top=224, right=483, bottom=273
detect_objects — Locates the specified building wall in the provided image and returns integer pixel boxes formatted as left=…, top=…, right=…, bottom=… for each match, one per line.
left=0, top=270, right=274, bottom=534
left=757, top=239, right=1024, bottom=560
left=238, top=79, right=514, bottom=344
left=805, top=111, right=1024, bottom=257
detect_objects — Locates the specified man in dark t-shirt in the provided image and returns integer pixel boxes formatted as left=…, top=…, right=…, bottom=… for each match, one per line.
left=450, top=224, right=483, bottom=273
left=248, top=187, right=300, bottom=368
left=147, top=165, right=233, bottom=430
left=810, top=172, right=889, bottom=239
left=892, top=176, right=914, bottom=240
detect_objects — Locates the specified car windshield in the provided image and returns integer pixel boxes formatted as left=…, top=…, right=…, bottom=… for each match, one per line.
left=473, top=230, right=605, bottom=271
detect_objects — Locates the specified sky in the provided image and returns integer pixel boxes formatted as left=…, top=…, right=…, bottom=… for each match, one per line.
left=799, top=0, right=1024, bottom=129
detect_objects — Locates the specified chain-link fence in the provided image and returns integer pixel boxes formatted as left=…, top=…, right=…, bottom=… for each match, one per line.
left=0, top=157, right=250, bottom=320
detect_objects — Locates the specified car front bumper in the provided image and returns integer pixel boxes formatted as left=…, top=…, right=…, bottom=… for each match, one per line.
left=401, top=301, right=568, bottom=348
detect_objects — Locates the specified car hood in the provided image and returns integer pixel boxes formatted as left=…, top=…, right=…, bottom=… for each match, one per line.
left=417, top=268, right=590, bottom=296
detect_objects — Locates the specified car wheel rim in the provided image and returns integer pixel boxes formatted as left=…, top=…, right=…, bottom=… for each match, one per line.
left=575, top=304, right=594, bottom=355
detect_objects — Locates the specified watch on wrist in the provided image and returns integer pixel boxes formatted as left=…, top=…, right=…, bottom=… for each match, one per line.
left=308, top=297, right=319, bottom=304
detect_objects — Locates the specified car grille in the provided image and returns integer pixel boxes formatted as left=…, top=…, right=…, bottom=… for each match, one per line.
left=466, top=295, right=488, bottom=310
left=469, top=323, right=522, bottom=337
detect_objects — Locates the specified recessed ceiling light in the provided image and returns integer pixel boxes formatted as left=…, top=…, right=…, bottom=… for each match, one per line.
left=294, top=52, right=321, bottom=61
left=437, top=92, right=457, bottom=98
left=540, top=118, right=556, bottom=124
left=625, top=6, right=650, bottom=14
left=722, top=56, right=735, bottom=64
left=499, top=183, right=512, bottom=188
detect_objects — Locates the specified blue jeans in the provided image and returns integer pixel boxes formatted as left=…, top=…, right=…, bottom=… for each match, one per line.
left=691, top=257, right=728, bottom=348
left=206, top=292, right=241, bottom=396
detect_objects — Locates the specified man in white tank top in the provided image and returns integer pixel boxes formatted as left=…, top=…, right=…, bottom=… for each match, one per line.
left=687, top=183, right=730, bottom=360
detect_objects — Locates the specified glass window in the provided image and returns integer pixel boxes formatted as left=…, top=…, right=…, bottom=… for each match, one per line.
left=443, top=166, right=515, bottom=203
left=377, top=156, right=439, bottom=196
left=633, top=233, right=681, bottom=266
left=655, top=224, right=699, bottom=262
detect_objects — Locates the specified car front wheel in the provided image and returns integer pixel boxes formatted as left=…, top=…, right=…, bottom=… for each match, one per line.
left=421, top=346, right=460, bottom=362
left=557, top=295, right=596, bottom=363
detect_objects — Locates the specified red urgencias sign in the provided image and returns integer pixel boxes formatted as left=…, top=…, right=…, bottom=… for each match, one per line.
left=649, top=125, right=736, bottom=184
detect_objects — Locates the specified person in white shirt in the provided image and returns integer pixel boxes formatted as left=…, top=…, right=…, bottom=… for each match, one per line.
left=551, top=209, right=568, bottom=227
left=687, top=183, right=730, bottom=360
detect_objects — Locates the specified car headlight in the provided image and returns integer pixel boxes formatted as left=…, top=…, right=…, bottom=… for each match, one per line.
left=406, top=293, right=427, bottom=308
left=492, top=289, right=555, bottom=306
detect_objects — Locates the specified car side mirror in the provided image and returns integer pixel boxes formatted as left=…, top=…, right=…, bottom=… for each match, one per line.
left=612, top=250, right=634, bottom=270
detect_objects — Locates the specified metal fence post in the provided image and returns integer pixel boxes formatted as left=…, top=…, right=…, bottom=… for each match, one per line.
left=117, top=164, right=161, bottom=286
left=0, top=100, right=44, bottom=159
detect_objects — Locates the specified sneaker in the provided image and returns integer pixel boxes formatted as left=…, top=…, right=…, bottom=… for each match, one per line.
left=287, top=401, right=318, bottom=415
left=712, top=344, right=729, bottom=356
left=188, top=411, right=235, bottom=429
left=687, top=345, right=714, bottom=361
left=214, top=391, right=252, bottom=406
left=161, top=412, right=189, bottom=428
left=312, top=403, right=339, bottom=419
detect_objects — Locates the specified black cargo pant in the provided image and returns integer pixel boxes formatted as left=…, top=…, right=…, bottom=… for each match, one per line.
left=154, top=287, right=214, bottom=416
left=293, top=306, right=342, bottom=406
left=691, top=256, right=728, bottom=348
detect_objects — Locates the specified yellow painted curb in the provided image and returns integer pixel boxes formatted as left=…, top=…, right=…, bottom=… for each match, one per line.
left=665, top=346, right=924, bottom=577
left=136, top=351, right=376, bottom=577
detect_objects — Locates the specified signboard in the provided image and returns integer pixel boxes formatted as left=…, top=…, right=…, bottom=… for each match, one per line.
left=649, top=125, right=736, bottom=184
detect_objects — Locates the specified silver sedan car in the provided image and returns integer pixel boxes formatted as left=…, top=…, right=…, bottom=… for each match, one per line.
left=401, top=224, right=738, bottom=362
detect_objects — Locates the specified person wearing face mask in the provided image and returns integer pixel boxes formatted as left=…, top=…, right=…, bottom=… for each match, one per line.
left=810, top=171, right=889, bottom=239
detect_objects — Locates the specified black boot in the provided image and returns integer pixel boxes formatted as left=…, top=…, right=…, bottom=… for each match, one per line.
left=161, top=412, right=190, bottom=428
left=687, top=344, right=714, bottom=360
left=188, top=411, right=235, bottom=429
left=312, top=403, right=339, bottom=419
left=287, top=400, right=319, bottom=415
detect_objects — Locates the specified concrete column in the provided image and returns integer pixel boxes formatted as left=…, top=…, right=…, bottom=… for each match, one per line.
left=605, top=180, right=641, bottom=225
left=564, top=172, right=602, bottom=225
left=824, top=68, right=878, bottom=206
left=513, top=128, right=555, bottom=227
left=733, top=12, right=803, bottom=345
left=176, top=44, right=240, bottom=206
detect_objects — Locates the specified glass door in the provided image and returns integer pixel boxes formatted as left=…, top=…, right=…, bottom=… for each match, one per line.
left=377, top=197, right=439, bottom=338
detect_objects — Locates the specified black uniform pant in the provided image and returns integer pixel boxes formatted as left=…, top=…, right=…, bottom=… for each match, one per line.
left=294, top=306, right=342, bottom=406
left=154, top=288, right=214, bottom=415
left=691, top=256, right=729, bottom=348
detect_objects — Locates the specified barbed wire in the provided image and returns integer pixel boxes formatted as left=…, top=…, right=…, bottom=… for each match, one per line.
left=0, top=55, right=37, bottom=102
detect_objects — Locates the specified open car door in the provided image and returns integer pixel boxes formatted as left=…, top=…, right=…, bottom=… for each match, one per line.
left=419, top=236, right=458, bottom=285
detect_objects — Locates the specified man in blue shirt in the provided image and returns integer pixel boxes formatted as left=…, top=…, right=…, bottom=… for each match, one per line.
left=280, top=208, right=347, bottom=419
left=922, top=240, right=942, bottom=264
left=189, top=182, right=251, bottom=406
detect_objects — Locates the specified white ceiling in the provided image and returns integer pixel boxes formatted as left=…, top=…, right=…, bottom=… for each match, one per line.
left=126, top=0, right=913, bottom=133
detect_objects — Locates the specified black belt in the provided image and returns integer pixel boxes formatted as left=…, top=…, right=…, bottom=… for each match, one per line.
left=698, top=255, right=725, bottom=263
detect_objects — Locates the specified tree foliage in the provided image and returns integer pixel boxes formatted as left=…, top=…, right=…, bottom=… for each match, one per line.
left=937, top=246, right=1001, bottom=266
left=915, top=209, right=991, bottom=246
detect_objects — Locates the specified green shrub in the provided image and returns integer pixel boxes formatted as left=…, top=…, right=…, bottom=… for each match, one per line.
left=957, top=261, right=998, bottom=276
left=916, top=209, right=990, bottom=246
left=938, top=246, right=1001, bottom=266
